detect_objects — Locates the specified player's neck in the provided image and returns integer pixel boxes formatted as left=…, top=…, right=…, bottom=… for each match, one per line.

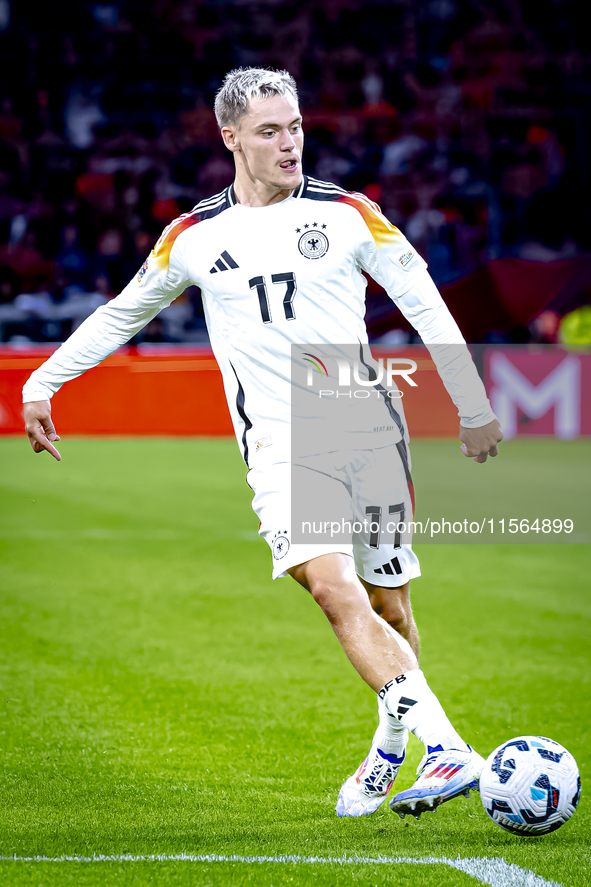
left=232, top=175, right=295, bottom=208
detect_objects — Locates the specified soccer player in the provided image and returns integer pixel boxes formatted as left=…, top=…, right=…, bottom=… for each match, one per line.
left=23, top=68, right=503, bottom=820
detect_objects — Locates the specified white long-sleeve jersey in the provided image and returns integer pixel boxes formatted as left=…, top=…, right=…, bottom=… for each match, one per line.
left=23, top=176, right=495, bottom=464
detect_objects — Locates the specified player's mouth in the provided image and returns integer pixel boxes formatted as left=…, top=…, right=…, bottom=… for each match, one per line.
left=279, top=159, right=299, bottom=172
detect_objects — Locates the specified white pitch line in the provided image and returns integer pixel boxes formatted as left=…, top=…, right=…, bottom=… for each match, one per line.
left=0, top=853, right=564, bottom=887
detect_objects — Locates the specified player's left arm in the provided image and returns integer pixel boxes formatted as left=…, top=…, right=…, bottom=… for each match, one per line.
left=459, top=418, right=503, bottom=463
left=348, top=194, right=502, bottom=462
left=385, top=267, right=503, bottom=463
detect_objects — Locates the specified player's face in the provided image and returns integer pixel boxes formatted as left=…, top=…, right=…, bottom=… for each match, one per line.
left=232, top=93, right=304, bottom=192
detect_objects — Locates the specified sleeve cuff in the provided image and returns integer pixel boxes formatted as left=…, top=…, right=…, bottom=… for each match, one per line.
left=458, top=407, right=497, bottom=428
left=22, top=389, right=53, bottom=404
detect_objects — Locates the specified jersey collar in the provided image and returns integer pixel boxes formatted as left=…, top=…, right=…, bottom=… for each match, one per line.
left=227, top=177, right=306, bottom=207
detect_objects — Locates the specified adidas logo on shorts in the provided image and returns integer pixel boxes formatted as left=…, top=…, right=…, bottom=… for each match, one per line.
left=374, top=557, right=402, bottom=576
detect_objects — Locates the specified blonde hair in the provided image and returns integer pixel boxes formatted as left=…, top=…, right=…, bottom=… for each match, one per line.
left=214, top=67, right=298, bottom=128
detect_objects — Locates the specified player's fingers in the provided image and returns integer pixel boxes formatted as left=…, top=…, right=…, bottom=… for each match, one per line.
left=40, top=417, right=61, bottom=457
left=41, top=416, right=59, bottom=440
left=473, top=451, right=488, bottom=463
left=35, top=438, right=61, bottom=460
left=461, top=443, right=484, bottom=459
left=28, top=425, right=61, bottom=461
left=42, top=438, right=61, bottom=460
left=488, top=444, right=499, bottom=457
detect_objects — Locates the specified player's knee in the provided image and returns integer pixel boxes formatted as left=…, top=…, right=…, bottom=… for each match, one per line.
left=309, top=578, right=364, bottom=624
left=368, top=585, right=413, bottom=639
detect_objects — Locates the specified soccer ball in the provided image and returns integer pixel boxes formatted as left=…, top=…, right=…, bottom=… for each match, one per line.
left=479, top=735, right=581, bottom=836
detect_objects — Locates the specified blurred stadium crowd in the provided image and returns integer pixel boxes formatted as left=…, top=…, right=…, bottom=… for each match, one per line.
left=0, top=0, right=590, bottom=345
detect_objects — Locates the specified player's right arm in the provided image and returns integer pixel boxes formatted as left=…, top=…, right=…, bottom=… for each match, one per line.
left=22, top=219, right=195, bottom=459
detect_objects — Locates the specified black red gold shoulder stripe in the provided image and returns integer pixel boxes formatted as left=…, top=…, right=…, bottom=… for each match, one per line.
left=303, top=177, right=403, bottom=250
left=151, top=187, right=233, bottom=268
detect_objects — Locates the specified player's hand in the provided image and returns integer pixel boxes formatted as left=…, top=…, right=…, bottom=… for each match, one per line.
left=24, top=400, right=61, bottom=461
left=459, top=418, right=503, bottom=463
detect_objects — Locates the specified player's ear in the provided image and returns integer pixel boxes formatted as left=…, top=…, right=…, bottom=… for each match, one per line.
left=221, top=125, right=240, bottom=153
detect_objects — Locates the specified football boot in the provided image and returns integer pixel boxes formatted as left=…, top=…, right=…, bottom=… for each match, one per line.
left=336, top=746, right=406, bottom=817
left=389, top=746, right=484, bottom=819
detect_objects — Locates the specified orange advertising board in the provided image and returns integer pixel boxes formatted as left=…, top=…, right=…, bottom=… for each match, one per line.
left=1, top=345, right=459, bottom=438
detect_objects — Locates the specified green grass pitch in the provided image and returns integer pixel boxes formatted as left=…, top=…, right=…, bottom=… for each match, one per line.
left=0, top=436, right=589, bottom=887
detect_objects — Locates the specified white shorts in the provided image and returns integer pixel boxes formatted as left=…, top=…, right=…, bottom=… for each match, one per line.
left=247, top=442, right=421, bottom=586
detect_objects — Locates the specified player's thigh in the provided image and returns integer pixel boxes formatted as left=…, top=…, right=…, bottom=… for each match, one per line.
left=248, top=459, right=354, bottom=580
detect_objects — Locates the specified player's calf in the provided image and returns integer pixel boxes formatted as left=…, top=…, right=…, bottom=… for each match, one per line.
left=361, top=579, right=420, bottom=660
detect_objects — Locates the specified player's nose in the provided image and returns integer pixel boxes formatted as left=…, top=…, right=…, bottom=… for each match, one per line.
left=280, top=129, right=296, bottom=151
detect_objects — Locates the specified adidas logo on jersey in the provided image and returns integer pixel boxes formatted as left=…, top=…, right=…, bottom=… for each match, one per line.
left=209, top=251, right=239, bottom=273
left=374, top=557, right=402, bottom=576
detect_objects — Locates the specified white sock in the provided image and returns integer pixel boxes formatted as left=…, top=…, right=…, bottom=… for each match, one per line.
left=370, top=696, right=408, bottom=760
left=378, top=670, right=470, bottom=754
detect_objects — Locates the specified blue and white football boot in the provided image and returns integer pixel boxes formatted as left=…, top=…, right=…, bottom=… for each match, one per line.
left=336, top=746, right=406, bottom=817
left=389, top=746, right=485, bottom=819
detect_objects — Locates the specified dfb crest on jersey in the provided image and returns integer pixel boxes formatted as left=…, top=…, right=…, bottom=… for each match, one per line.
left=298, top=228, right=329, bottom=260
left=272, top=531, right=290, bottom=560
